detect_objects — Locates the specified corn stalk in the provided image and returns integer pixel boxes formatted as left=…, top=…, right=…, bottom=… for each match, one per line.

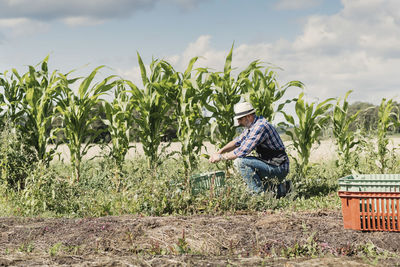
left=56, top=66, right=116, bottom=182
left=101, top=81, right=135, bottom=168
left=280, top=93, right=333, bottom=179
left=205, top=45, right=259, bottom=170
left=175, top=57, right=213, bottom=181
left=243, top=67, right=303, bottom=122
left=0, top=70, right=25, bottom=126
left=126, top=53, right=178, bottom=170
left=332, top=90, right=363, bottom=176
left=5, top=57, right=63, bottom=165
left=376, top=98, right=399, bottom=173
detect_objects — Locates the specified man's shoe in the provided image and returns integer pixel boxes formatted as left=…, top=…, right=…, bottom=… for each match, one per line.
left=277, top=180, right=292, bottom=198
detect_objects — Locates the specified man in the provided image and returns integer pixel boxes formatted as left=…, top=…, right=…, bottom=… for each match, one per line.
left=209, top=102, right=290, bottom=196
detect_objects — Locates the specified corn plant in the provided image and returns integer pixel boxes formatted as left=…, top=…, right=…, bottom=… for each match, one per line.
left=7, top=57, right=64, bottom=164
left=126, top=53, right=179, bottom=170
left=280, top=93, right=333, bottom=179
left=376, top=98, right=399, bottom=173
left=0, top=98, right=3, bottom=128
left=101, top=81, right=135, bottom=168
left=56, top=66, right=116, bottom=182
left=0, top=70, right=25, bottom=126
left=206, top=46, right=259, bottom=151
left=175, top=57, right=213, bottom=180
left=332, top=90, right=363, bottom=176
left=243, top=67, right=303, bottom=122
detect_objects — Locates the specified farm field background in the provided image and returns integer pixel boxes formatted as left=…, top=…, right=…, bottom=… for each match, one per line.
left=52, top=137, right=400, bottom=163
left=1, top=136, right=399, bottom=266
left=1, top=49, right=400, bottom=267
left=2, top=0, right=400, bottom=265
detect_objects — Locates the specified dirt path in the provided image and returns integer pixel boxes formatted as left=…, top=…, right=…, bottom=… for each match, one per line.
left=1, top=211, right=399, bottom=266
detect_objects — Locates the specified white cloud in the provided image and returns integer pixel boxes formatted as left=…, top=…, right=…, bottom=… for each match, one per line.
left=0, top=0, right=206, bottom=24
left=0, top=0, right=156, bottom=20
left=158, top=0, right=400, bottom=104
left=0, top=0, right=158, bottom=39
left=274, top=0, right=323, bottom=10
left=0, top=18, right=49, bottom=38
left=271, top=0, right=400, bottom=103
left=0, top=0, right=204, bottom=32
left=117, top=66, right=143, bottom=87
left=101, top=0, right=400, bottom=106
left=62, top=16, right=106, bottom=27
left=171, top=0, right=210, bottom=10
left=181, top=35, right=226, bottom=70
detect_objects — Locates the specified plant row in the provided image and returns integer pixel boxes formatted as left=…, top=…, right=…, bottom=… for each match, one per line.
left=1, top=47, right=399, bottom=188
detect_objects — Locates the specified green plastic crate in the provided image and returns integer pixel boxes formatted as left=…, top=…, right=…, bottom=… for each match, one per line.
left=190, top=171, right=225, bottom=195
left=338, top=174, right=400, bottom=192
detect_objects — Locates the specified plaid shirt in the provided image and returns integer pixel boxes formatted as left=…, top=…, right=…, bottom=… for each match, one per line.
left=233, top=115, right=289, bottom=171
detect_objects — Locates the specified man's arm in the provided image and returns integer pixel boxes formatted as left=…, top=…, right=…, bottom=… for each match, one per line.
left=209, top=140, right=239, bottom=163
left=217, top=140, right=237, bottom=154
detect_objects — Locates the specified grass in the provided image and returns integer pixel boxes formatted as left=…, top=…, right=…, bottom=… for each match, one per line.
left=0, top=155, right=350, bottom=218
left=1, top=126, right=399, bottom=218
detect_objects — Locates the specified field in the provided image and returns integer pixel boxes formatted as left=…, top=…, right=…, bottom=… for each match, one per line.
left=2, top=211, right=400, bottom=266
left=0, top=138, right=399, bottom=266
left=1, top=56, right=400, bottom=266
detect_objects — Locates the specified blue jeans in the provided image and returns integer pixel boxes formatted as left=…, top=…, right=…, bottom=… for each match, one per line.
left=234, top=156, right=288, bottom=194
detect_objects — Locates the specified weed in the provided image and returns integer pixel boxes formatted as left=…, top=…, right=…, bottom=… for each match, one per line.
left=18, top=242, right=35, bottom=253
left=49, top=242, right=63, bottom=257
left=358, top=242, right=392, bottom=266
left=175, top=229, right=192, bottom=254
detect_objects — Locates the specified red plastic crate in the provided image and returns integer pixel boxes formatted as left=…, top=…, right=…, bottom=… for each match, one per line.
left=339, top=191, right=400, bottom=231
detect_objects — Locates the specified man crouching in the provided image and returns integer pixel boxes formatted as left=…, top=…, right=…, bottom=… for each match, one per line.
left=209, top=102, right=290, bottom=197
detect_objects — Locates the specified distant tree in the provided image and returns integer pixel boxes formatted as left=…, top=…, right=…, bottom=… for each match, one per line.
left=347, top=102, right=378, bottom=132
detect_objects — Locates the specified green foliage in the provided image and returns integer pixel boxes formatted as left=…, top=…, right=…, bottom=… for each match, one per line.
left=101, top=81, right=135, bottom=168
left=48, top=242, right=63, bottom=257
left=332, top=90, right=363, bottom=176
left=56, top=66, right=116, bottom=181
left=206, top=45, right=259, bottom=149
left=0, top=70, right=25, bottom=126
left=126, top=53, right=179, bottom=169
left=205, top=45, right=259, bottom=171
left=287, top=159, right=340, bottom=200
left=2, top=51, right=400, bottom=221
left=358, top=242, right=393, bottom=265
left=18, top=163, right=77, bottom=215
left=175, top=57, right=213, bottom=180
left=0, top=156, right=345, bottom=217
left=243, top=67, right=303, bottom=122
left=348, top=102, right=378, bottom=132
left=281, top=233, right=320, bottom=258
left=0, top=123, right=38, bottom=190
left=376, top=98, right=400, bottom=173
left=18, top=242, right=35, bottom=253
left=281, top=93, right=333, bottom=179
left=2, top=57, right=64, bottom=164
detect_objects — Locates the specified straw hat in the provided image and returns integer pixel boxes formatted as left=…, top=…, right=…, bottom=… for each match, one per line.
left=234, top=102, right=255, bottom=125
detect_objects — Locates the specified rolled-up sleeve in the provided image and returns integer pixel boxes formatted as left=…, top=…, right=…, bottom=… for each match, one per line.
left=233, top=124, right=266, bottom=157
left=234, top=130, right=247, bottom=147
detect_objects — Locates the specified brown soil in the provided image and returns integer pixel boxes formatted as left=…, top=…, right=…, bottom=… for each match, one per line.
left=1, top=210, right=400, bottom=266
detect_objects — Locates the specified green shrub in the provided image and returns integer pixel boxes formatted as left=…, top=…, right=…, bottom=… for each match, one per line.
left=4, top=155, right=346, bottom=217
left=0, top=124, right=38, bottom=190
left=18, top=163, right=78, bottom=216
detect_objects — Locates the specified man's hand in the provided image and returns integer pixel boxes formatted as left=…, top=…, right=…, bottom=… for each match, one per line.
left=209, top=153, right=222, bottom=163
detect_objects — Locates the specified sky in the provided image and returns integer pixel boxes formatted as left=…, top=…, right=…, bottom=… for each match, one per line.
left=0, top=0, right=399, bottom=109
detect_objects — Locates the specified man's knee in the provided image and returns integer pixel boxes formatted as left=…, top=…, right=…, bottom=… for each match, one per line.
left=233, top=157, right=243, bottom=170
